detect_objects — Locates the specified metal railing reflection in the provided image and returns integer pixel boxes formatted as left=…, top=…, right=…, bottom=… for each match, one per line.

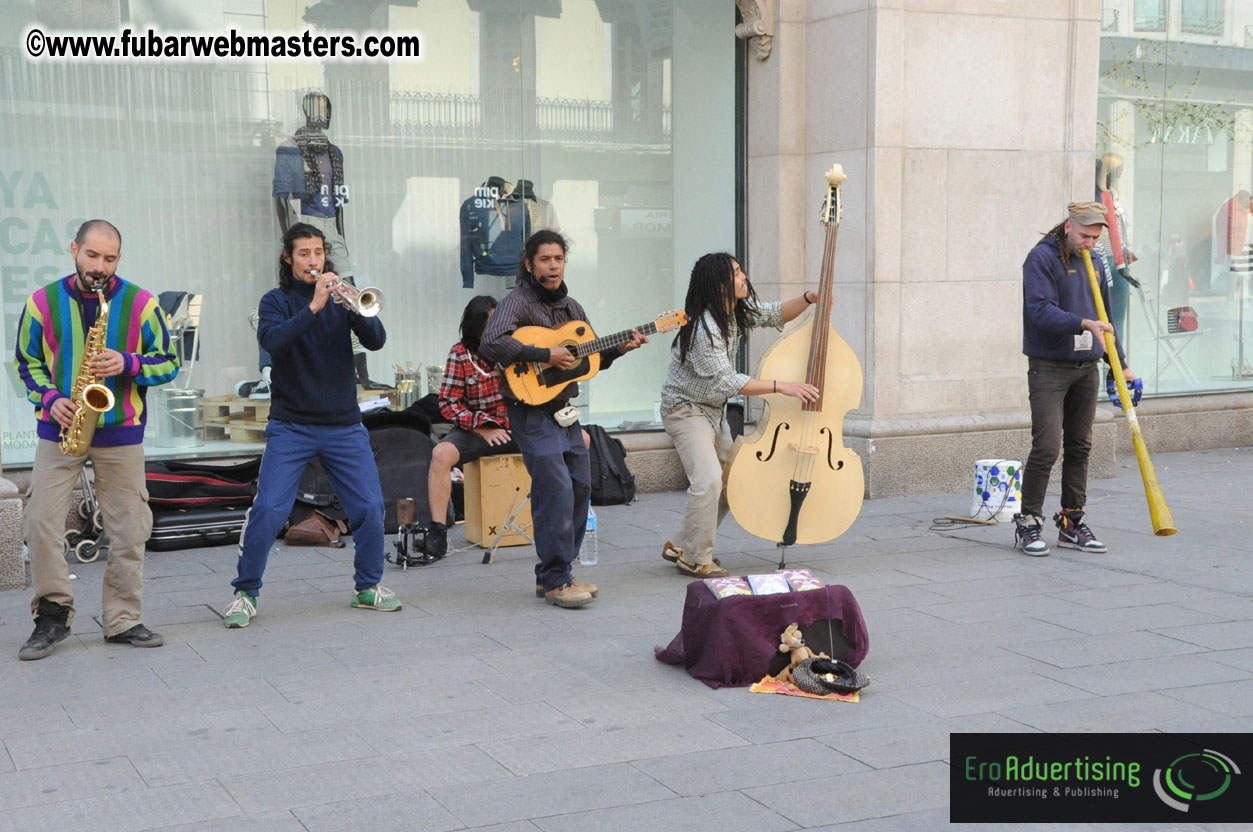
left=386, top=89, right=672, bottom=146
left=1180, top=15, right=1223, bottom=36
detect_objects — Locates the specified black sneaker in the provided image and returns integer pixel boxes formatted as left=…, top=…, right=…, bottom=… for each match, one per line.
left=1055, top=509, right=1107, bottom=553
left=18, top=598, right=72, bottom=661
left=104, top=624, right=165, bottom=648
left=424, top=522, right=448, bottom=560
left=1013, top=513, right=1050, bottom=557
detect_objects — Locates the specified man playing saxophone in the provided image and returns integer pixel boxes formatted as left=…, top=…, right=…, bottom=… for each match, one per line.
left=13, top=219, right=180, bottom=660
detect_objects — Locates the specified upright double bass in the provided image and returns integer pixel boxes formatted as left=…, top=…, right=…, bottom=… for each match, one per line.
left=724, top=165, right=864, bottom=563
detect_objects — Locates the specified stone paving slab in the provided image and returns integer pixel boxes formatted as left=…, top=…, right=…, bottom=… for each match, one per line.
left=631, top=737, right=868, bottom=795
left=479, top=717, right=750, bottom=776
left=745, top=761, right=951, bottom=826
left=1207, top=646, right=1253, bottom=671
left=0, top=780, right=239, bottom=830
left=0, top=756, right=146, bottom=811
left=291, top=791, right=463, bottom=832
left=426, top=762, right=676, bottom=828
left=152, top=810, right=310, bottom=832
left=1005, top=629, right=1210, bottom=667
left=1, top=447, right=1251, bottom=829
left=819, top=713, right=1038, bottom=769
left=1000, top=690, right=1236, bottom=733
left=532, top=791, right=800, bottom=832
left=220, top=745, right=512, bottom=813
left=1033, top=653, right=1252, bottom=697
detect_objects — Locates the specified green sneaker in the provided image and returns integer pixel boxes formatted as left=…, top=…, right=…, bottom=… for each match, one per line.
left=223, top=592, right=258, bottom=628
left=351, top=584, right=402, bottom=612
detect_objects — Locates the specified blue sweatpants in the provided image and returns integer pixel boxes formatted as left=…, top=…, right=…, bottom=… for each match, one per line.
left=506, top=401, right=590, bottom=592
left=233, top=419, right=385, bottom=594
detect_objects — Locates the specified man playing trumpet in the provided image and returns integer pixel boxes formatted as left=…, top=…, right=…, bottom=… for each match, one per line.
left=223, top=222, right=399, bottom=627
left=1016, top=202, right=1135, bottom=557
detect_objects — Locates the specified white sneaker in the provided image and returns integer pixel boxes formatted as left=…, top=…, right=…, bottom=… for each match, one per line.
left=1013, top=514, right=1050, bottom=557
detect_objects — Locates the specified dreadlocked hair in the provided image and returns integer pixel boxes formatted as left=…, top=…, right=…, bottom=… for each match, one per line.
left=675, top=252, right=758, bottom=365
left=1039, top=221, right=1070, bottom=266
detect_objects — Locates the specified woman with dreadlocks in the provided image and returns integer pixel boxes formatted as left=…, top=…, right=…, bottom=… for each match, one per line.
left=659, top=253, right=820, bottom=577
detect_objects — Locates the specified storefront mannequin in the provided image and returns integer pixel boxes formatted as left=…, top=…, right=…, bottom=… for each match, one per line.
left=1213, top=189, right=1253, bottom=295
left=1095, top=153, right=1137, bottom=345
left=459, top=176, right=532, bottom=292
left=273, top=92, right=382, bottom=388
left=514, top=179, right=560, bottom=233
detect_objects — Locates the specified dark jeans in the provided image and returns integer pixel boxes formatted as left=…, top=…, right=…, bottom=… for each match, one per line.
left=506, top=400, right=590, bottom=592
left=1021, top=358, right=1100, bottom=517
left=234, top=420, right=385, bottom=594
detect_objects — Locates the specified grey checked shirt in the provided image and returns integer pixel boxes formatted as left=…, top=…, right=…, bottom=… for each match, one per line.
left=660, top=301, right=783, bottom=427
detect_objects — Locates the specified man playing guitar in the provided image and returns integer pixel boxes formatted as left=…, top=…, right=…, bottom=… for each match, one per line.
left=478, top=230, right=646, bottom=608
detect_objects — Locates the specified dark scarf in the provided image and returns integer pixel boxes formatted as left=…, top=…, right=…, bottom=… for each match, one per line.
left=293, top=127, right=346, bottom=206
left=528, top=273, right=568, bottom=304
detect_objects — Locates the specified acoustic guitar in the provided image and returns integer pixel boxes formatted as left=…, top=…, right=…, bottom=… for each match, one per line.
left=505, top=310, right=686, bottom=405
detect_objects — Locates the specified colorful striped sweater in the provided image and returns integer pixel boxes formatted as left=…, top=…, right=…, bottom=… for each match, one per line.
left=14, top=274, right=180, bottom=447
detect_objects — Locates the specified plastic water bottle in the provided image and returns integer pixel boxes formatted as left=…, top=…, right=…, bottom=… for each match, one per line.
left=579, top=502, right=598, bottom=566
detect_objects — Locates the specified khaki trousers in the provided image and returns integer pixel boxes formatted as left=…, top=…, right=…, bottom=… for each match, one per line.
left=663, top=403, right=733, bottom=565
left=24, top=439, right=152, bottom=636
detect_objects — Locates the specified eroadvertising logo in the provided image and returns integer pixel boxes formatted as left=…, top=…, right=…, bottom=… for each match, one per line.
left=950, top=733, right=1251, bottom=823
left=1153, top=749, right=1240, bottom=812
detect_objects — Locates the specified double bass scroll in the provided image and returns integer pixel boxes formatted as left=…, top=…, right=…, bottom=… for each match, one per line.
left=723, top=164, right=865, bottom=549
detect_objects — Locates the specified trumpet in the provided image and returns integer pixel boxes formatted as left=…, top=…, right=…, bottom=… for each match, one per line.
left=310, top=270, right=383, bottom=317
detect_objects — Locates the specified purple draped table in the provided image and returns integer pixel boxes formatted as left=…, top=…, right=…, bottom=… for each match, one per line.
left=655, top=582, right=869, bottom=689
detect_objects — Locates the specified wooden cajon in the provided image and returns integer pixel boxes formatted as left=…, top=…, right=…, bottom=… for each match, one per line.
left=464, top=454, right=533, bottom=547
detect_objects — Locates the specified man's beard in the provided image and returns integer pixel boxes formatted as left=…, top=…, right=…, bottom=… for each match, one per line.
left=75, top=264, right=111, bottom=291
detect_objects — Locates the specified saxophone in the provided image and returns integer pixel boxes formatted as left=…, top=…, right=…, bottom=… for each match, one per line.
left=59, top=294, right=116, bottom=456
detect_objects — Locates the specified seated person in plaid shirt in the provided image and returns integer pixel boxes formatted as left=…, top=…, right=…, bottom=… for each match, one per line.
left=425, top=295, right=519, bottom=559
left=660, top=252, right=819, bottom=577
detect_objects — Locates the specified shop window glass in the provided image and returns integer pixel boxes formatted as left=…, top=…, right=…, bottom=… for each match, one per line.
left=1134, top=0, right=1168, bottom=32
left=0, top=0, right=735, bottom=467
left=1100, top=0, right=1253, bottom=397
left=1180, top=0, right=1224, bottom=36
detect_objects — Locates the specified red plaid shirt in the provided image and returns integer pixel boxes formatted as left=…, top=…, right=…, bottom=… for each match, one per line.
left=438, top=341, right=510, bottom=430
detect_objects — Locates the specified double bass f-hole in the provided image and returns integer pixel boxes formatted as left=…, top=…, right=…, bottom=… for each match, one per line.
left=819, top=427, right=844, bottom=471
left=755, top=422, right=790, bottom=462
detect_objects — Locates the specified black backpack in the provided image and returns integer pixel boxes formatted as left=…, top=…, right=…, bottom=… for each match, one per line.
left=585, top=424, right=635, bottom=505
left=292, top=410, right=442, bottom=532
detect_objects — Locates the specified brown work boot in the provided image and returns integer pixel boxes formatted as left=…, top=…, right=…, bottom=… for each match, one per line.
left=536, top=578, right=598, bottom=598
left=544, top=582, right=593, bottom=608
